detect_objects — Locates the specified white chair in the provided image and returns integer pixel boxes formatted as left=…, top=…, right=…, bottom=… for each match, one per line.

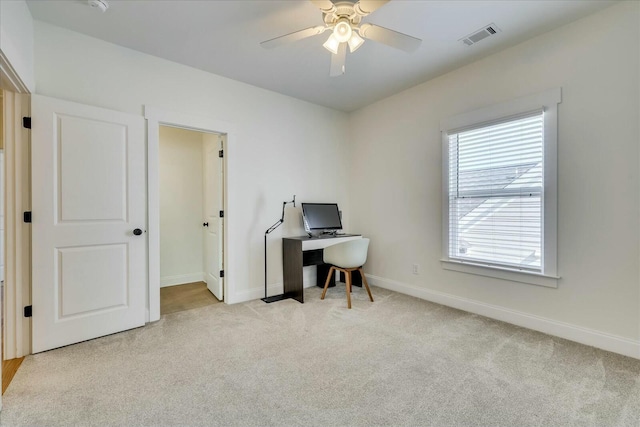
left=321, top=238, right=373, bottom=309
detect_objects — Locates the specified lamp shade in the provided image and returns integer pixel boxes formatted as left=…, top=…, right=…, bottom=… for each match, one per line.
left=348, top=32, right=364, bottom=52
left=323, top=33, right=341, bottom=54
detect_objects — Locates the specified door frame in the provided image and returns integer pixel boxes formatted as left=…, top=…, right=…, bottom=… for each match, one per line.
left=1, top=57, right=32, bottom=364
left=145, top=106, right=232, bottom=322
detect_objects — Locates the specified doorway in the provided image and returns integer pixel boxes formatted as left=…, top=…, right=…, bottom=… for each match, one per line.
left=146, top=106, right=231, bottom=322
left=158, top=126, right=224, bottom=315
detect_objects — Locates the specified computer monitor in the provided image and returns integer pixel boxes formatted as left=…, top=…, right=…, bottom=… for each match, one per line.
left=301, top=203, right=342, bottom=234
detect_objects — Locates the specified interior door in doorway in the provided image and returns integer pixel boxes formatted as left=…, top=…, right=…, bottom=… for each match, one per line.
left=31, top=95, right=146, bottom=353
left=203, top=134, right=223, bottom=301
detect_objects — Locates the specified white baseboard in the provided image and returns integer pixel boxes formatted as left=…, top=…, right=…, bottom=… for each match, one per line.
left=160, top=272, right=205, bottom=288
left=230, top=283, right=284, bottom=304
left=366, top=274, right=640, bottom=360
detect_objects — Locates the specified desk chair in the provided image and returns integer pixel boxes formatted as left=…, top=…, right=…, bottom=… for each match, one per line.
left=321, top=238, right=373, bottom=309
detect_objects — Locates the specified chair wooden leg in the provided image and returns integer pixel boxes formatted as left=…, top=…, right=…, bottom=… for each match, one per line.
left=359, top=268, right=374, bottom=302
left=321, top=266, right=335, bottom=300
left=345, top=270, right=352, bottom=309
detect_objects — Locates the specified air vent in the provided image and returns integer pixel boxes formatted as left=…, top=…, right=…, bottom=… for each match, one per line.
left=460, top=24, right=500, bottom=46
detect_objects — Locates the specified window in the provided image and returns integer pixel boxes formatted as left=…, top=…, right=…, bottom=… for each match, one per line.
left=448, top=112, right=543, bottom=271
left=441, top=89, right=560, bottom=287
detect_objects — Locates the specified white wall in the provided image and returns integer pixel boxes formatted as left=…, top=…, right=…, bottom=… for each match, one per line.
left=33, top=21, right=351, bottom=304
left=0, top=0, right=35, bottom=92
left=348, top=2, right=639, bottom=356
left=159, top=126, right=204, bottom=287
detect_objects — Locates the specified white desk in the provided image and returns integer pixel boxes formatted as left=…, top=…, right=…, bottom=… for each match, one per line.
left=282, top=234, right=362, bottom=303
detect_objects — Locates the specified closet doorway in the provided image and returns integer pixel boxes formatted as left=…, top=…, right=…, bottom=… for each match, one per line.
left=158, top=125, right=224, bottom=315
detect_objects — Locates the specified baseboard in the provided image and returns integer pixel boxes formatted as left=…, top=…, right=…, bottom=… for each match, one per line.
left=230, top=283, right=284, bottom=304
left=366, top=274, right=640, bottom=360
left=160, top=272, right=205, bottom=288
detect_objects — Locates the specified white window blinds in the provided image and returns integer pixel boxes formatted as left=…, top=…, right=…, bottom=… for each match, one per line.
left=447, top=110, right=544, bottom=272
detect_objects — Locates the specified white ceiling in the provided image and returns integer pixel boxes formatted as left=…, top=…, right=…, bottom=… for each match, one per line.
left=26, top=0, right=616, bottom=112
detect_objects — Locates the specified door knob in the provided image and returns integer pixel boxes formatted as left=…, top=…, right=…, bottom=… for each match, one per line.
left=133, top=228, right=143, bottom=236
left=203, top=222, right=209, bottom=227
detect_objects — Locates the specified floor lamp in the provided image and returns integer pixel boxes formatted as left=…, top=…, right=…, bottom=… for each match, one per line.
left=262, top=195, right=296, bottom=303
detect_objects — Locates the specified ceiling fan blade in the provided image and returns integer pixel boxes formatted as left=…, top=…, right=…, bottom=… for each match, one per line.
left=330, top=43, right=347, bottom=77
left=310, top=0, right=336, bottom=13
left=354, top=0, right=389, bottom=16
left=261, top=26, right=327, bottom=49
left=358, top=23, right=421, bottom=52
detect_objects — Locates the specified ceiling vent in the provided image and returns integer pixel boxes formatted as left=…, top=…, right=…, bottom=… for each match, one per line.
left=460, top=24, right=500, bottom=46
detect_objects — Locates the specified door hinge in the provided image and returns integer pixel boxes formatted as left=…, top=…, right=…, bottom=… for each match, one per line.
left=24, top=211, right=32, bottom=223
left=219, top=210, right=224, bottom=218
left=22, top=117, right=31, bottom=129
left=220, top=270, right=224, bottom=278
left=24, top=305, right=32, bottom=318
left=218, top=150, right=224, bottom=158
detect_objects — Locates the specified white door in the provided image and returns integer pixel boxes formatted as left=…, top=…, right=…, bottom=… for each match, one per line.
left=31, top=95, right=146, bottom=353
left=203, top=133, right=223, bottom=300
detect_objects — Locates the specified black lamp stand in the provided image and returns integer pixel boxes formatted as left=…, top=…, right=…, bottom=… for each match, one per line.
left=261, top=195, right=296, bottom=303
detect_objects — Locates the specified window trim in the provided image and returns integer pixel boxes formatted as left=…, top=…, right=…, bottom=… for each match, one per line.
left=440, top=88, right=561, bottom=287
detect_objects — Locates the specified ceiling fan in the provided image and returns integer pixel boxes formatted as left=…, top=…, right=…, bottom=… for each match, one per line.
left=260, top=0, right=421, bottom=77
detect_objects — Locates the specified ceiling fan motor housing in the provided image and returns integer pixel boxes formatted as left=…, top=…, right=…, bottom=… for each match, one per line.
left=323, top=2, right=364, bottom=27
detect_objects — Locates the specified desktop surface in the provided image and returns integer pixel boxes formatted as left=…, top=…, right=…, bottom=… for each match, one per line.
left=286, top=234, right=360, bottom=241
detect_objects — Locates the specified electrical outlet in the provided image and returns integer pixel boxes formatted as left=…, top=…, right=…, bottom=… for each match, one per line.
left=412, top=264, right=420, bottom=275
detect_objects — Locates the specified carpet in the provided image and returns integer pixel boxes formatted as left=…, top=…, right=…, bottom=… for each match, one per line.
left=1, top=286, right=639, bottom=426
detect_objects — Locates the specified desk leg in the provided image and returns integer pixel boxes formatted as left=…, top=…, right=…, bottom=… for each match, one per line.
left=283, top=239, right=304, bottom=303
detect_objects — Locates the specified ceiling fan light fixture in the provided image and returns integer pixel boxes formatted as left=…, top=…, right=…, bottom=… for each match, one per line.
left=323, top=33, right=341, bottom=54
left=348, top=32, right=364, bottom=53
left=333, top=18, right=353, bottom=43
left=260, top=0, right=421, bottom=77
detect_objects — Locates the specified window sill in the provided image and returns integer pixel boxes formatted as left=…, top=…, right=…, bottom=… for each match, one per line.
left=440, top=259, right=559, bottom=288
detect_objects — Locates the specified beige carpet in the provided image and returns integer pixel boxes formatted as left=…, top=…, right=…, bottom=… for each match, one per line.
left=1, top=286, right=639, bottom=427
